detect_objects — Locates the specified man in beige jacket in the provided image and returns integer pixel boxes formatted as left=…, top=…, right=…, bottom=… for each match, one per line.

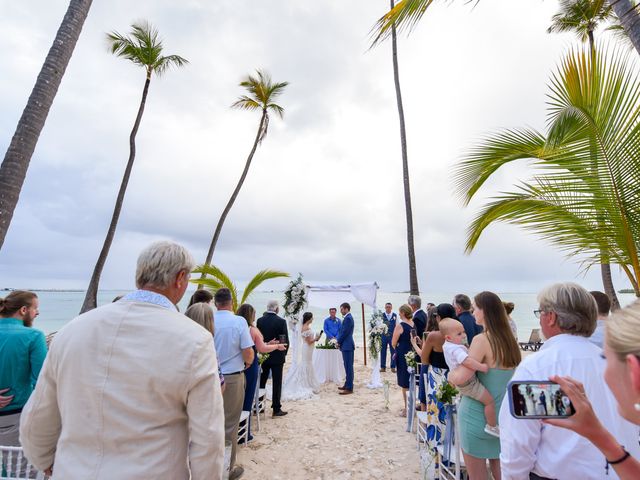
left=20, top=241, right=225, bottom=479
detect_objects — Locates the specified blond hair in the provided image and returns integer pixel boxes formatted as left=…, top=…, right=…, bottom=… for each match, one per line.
left=606, top=299, right=640, bottom=361
left=398, top=304, right=413, bottom=320
left=185, top=303, right=214, bottom=335
left=438, top=318, right=462, bottom=337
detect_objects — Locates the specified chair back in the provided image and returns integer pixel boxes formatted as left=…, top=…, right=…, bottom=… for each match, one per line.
left=0, top=446, right=47, bottom=479
left=529, top=329, right=541, bottom=343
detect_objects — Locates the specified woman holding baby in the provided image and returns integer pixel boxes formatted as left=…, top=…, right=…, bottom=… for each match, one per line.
left=448, top=291, right=521, bottom=480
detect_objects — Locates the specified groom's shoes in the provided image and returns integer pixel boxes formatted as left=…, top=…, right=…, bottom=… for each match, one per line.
left=273, top=410, right=288, bottom=417
left=339, top=389, right=353, bottom=395
left=337, top=386, right=347, bottom=390
left=380, top=368, right=386, bottom=372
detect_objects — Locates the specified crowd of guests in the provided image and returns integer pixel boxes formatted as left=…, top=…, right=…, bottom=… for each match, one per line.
left=0, top=241, right=292, bottom=480
left=380, top=285, right=640, bottom=480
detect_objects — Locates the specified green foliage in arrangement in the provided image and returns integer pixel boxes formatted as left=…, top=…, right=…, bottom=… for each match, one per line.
left=454, top=46, right=640, bottom=296
left=191, top=265, right=289, bottom=311
left=436, top=382, right=459, bottom=405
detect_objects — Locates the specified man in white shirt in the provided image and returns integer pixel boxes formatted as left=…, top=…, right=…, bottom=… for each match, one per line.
left=213, top=288, right=254, bottom=480
left=499, top=282, right=640, bottom=480
left=588, top=290, right=610, bottom=349
left=19, top=241, right=225, bottom=479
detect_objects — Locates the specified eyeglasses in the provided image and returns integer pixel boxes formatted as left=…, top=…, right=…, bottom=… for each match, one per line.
left=533, top=309, right=543, bottom=319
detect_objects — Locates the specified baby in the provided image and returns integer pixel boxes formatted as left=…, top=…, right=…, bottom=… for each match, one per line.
left=440, top=318, right=499, bottom=437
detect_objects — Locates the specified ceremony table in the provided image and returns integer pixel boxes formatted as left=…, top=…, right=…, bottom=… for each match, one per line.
left=313, top=348, right=345, bottom=384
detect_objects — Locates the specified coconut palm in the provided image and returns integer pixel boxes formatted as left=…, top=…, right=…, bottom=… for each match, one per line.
left=548, top=1, right=622, bottom=308
left=192, top=265, right=289, bottom=311
left=453, top=46, right=640, bottom=297
left=383, top=0, right=420, bottom=294
left=80, top=22, right=188, bottom=313
left=0, top=0, right=94, bottom=251
left=371, top=0, right=640, bottom=57
left=549, top=0, right=615, bottom=52
left=201, top=70, right=288, bottom=269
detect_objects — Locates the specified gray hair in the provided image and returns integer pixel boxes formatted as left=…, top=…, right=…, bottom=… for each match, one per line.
left=407, top=295, right=422, bottom=309
left=135, top=241, right=195, bottom=289
left=266, top=300, right=279, bottom=312
left=453, top=293, right=472, bottom=311
left=537, top=282, right=597, bottom=337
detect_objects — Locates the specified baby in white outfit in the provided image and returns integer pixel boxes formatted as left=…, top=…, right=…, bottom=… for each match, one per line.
left=440, top=318, right=499, bottom=437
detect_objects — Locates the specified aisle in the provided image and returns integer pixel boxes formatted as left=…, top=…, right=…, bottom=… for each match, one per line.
left=240, top=353, right=420, bottom=479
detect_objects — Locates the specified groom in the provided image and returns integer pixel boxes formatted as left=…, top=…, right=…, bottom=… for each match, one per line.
left=336, top=302, right=355, bottom=395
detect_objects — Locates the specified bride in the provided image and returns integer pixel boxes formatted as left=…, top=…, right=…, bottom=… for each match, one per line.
left=281, top=312, right=322, bottom=401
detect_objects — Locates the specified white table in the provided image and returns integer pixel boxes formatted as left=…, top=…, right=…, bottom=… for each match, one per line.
left=313, top=348, right=345, bottom=385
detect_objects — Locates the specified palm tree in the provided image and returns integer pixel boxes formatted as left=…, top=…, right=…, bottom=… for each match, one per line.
left=201, top=70, right=288, bottom=270
left=453, top=46, right=640, bottom=297
left=371, top=0, right=640, bottom=58
left=80, top=22, right=188, bottom=313
left=548, top=1, right=621, bottom=309
left=549, top=0, right=615, bottom=53
left=0, top=0, right=94, bottom=251
left=192, top=265, right=289, bottom=311
left=384, top=0, right=420, bottom=294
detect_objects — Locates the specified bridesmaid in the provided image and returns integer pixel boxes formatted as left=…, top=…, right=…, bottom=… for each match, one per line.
left=392, top=304, right=415, bottom=417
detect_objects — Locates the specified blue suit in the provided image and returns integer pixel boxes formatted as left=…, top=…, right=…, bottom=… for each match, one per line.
left=337, top=312, right=355, bottom=390
left=380, top=312, right=397, bottom=369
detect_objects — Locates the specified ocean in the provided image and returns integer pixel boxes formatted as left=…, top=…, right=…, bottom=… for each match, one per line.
left=24, top=289, right=639, bottom=343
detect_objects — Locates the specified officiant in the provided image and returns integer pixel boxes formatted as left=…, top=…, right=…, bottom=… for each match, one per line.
left=323, top=307, right=341, bottom=341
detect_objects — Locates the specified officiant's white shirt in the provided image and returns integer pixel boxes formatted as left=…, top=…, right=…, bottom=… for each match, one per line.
left=19, top=296, right=225, bottom=480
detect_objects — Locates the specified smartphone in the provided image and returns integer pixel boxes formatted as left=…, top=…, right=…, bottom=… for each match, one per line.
left=278, top=334, right=287, bottom=344
left=410, top=328, right=417, bottom=338
left=507, top=380, right=575, bottom=419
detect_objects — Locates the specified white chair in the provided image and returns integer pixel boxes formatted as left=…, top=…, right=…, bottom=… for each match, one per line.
left=0, top=446, right=47, bottom=480
left=437, top=398, right=467, bottom=480
left=237, top=411, right=250, bottom=446
left=252, top=368, right=266, bottom=432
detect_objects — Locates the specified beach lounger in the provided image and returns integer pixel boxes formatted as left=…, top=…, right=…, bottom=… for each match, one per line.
left=0, top=446, right=48, bottom=479
left=519, top=328, right=543, bottom=351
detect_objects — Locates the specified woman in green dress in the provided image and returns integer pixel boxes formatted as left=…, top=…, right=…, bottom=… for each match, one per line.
left=449, top=291, right=521, bottom=480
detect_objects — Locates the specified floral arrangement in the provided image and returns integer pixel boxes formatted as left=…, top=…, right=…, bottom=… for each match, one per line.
left=405, top=351, right=418, bottom=370
left=282, top=273, right=307, bottom=324
left=368, top=310, right=388, bottom=360
left=436, top=382, right=459, bottom=405
left=316, top=338, right=338, bottom=349
left=258, top=352, right=270, bottom=365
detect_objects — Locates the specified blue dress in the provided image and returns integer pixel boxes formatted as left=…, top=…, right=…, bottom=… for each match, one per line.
left=395, top=322, right=413, bottom=388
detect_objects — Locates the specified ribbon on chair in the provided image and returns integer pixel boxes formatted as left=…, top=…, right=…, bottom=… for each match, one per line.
left=406, top=367, right=415, bottom=432
left=442, top=403, right=456, bottom=465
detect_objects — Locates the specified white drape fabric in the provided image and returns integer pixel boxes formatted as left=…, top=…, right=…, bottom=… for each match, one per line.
left=306, top=283, right=378, bottom=309
left=312, top=349, right=345, bottom=385
left=367, top=355, right=383, bottom=389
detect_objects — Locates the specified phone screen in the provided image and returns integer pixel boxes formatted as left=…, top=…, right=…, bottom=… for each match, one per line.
left=508, top=381, right=575, bottom=419
left=410, top=328, right=417, bottom=338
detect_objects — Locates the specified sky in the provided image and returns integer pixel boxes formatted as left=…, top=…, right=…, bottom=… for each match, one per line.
left=0, top=0, right=633, bottom=295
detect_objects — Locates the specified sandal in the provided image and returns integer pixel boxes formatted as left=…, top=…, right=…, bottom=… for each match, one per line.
left=399, top=409, right=407, bottom=418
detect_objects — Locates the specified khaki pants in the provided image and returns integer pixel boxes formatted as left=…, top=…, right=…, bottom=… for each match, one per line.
left=0, top=412, right=21, bottom=446
left=222, top=373, right=245, bottom=470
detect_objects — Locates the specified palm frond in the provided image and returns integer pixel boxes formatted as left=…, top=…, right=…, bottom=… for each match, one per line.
left=240, top=270, right=290, bottom=305
left=191, top=264, right=238, bottom=308
left=370, top=0, right=435, bottom=47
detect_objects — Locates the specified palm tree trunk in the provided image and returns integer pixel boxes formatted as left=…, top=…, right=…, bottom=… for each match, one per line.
left=80, top=76, right=151, bottom=313
left=391, top=0, right=419, bottom=295
left=0, top=0, right=93, bottom=251
left=610, top=0, right=640, bottom=55
left=601, top=259, right=621, bottom=310
left=201, top=110, right=268, bottom=276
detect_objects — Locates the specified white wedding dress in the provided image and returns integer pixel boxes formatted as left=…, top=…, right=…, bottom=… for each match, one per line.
left=280, top=328, right=320, bottom=401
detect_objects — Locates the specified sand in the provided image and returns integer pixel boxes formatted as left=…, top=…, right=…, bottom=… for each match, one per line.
left=238, top=351, right=421, bottom=479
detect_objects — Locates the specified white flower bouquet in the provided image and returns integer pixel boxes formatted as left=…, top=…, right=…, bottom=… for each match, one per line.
left=368, top=310, right=388, bottom=360
left=282, top=273, right=307, bottom=324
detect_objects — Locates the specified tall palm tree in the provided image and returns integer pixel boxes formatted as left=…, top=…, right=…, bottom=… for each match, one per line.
left=453, top=46, right=640, bottom=297
left=549, top=0, right=615, bottom=53
left=0, top=0, right=93, bottom=251
left=201, top=70, right=288, bottom=270
left=192, top=265, right=289, bottom=311
left=386, top=0, right=419, bottom=294
left=371, top=0, right=640, bottom=58
left=80, top=22, right=188, bottom=313
left=548, top=1, right=621, bottom=309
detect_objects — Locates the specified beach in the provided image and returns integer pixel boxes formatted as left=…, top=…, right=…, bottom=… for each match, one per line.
left=240, top=353, right=420, bottom=479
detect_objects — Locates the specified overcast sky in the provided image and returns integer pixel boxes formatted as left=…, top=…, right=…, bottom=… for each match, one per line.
left=0, top=0, right=633, bottom=294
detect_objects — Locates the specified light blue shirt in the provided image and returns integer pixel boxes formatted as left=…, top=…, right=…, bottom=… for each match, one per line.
left=588, top=319, right=606, bottom=349
left=122, top=290, right=176, bottom=310
left=0, top=318, right=47, bottom=411
left=213, top=310, right=254, bottom=375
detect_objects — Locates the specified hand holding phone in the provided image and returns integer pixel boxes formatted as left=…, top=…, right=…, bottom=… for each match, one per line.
left=508, top=380, right=575, bottom=419
left=410, top=328, right=417, bottom=338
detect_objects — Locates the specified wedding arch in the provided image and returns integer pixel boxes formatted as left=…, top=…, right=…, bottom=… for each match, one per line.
left=305, top=282, right=379, bottom=365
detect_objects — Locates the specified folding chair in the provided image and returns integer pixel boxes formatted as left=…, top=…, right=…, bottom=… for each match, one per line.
left=252, top=370, right=266, bottom=431
left=438, top=398, right=467, bottom=480
left=237, top=411, right=250, bottom=446
left=0, top=446, right=47, bottom=479
left=519, top=328, right=543, bottom=352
